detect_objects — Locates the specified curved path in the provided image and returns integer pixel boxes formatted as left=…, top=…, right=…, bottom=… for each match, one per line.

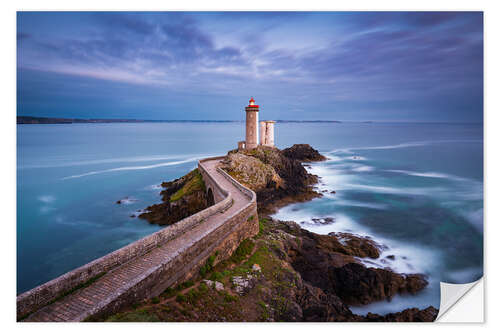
left=23, top=158, right=254, bottom=322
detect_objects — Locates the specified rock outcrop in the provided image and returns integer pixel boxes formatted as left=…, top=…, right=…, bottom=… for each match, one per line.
left=268, top=220, right=428, bottom=306
left=223, top=145, right=323, bottom=214
left=219, top=153, right=282, bottom=192
left=282, top=144, right=327, bottom=162
left=138, top=169, right=209, bottom=226
left=364, top=306, right=439, bottom=322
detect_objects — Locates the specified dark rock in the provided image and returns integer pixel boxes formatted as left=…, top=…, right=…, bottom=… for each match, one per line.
left=226, top=145, right=322, bottom=215
left=386, top=255, right=396, bottom=260
left=130, top=214, right=136, bottom=218
left=363, top=306, right=438, bottom=322
left=330, top=190, right=336, bottom=194
left=282, top=144, right=327, bottom=162
left=116, top=200, right=121, bottom=204
left=269, top=220, right=428, bottom=307
left=327, top=263, right=428, bottom=305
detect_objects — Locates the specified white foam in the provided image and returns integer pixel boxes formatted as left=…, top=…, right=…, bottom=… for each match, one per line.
left=356, top=237, right=440, bottom=276
left=388, top=169, right=466, bottom=181
left=19, top=154, right=202, bottom=169
left=146, top=184, right=163, bottom=191
left=353, top=165, right=374, bottom=172
left=274, top=205, right=440, bottom=278
left=345, top=183, right=445, bottom=196
left=329, top=139, right=482, bottom=155
left=62, top=156, right=204, bottom=180
left=118, top=197, right=138, bottom=205
left=335, top=199, right=388, bottom=210
left=354, top=142, right=427, bottom=151
left=39, top=206, right=55, bottom=214
left=38, top=195, right=56, bottom=203
left=329, top=142, right=427, bottom=154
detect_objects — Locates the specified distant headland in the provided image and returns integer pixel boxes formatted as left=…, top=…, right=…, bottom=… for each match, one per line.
left=17, top=116, right=342, bottom=125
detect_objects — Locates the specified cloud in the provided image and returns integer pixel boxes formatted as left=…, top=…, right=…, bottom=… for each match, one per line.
left=16, top=12, right=483, bottom=121
left=17, top=32, right=30, bottom=41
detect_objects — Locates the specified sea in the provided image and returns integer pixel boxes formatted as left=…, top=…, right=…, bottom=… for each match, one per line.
left=17, top=121, right=483, bottom=315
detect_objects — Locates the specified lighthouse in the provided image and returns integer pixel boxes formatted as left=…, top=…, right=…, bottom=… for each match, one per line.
left=237, top=97, right=276, bottom=150
left=244, top=97, right=259, bottom=149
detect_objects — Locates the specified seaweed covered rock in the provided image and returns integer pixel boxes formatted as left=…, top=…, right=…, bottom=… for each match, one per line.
left=138, top=169, right=208, bottom=226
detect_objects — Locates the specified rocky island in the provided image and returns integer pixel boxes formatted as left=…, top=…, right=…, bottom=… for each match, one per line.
left=110, top=143, right=437, bottom=322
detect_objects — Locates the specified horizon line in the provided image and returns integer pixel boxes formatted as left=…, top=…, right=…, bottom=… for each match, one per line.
left=17, top=115, right=484, bottom=125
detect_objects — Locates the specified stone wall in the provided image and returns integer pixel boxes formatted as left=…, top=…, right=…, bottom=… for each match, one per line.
left=83, top=159, right=258, bottom=320
left=198, top=156, right=228, bottom=203
left=86, top=182, right=258, bottom=320
left=17, top=156, right=257, bottom=320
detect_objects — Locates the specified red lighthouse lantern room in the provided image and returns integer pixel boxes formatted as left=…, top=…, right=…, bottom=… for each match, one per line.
left=248, top=97, right=259, bottom=108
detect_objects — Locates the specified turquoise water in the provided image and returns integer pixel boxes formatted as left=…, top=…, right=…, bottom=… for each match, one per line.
left=17, top=122, right=483, bottom=315
left=272, top=123, right=483, bottom=314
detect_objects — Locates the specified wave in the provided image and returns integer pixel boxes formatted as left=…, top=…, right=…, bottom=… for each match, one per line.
left=328, top=139, right=483, bottom=154
left=117, top=197, right=139, bottom=205
left=20, top=154, right=202, bottom=170
left=387, top=169, right=466, bottom=181
left=334, top=200, right=388, bottom=210
left=38, top=195, right=56, bottom=203
left=145, top=184, right=163, bottom=191
left=272, top=210, right=439, bottom=277
left=344, top=183, right=445, bottom=196
left=62, top=156, right=203, bottom=180
left=352, top=165, right=374, bottom=172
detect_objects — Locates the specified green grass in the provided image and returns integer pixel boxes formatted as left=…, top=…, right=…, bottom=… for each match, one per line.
left=176, top=293, right=187, bottom=303
left=258, top=218, right=268, bottom=237
left=197, top=282, right=209, bottom=293
left=209, top=271, right=224, bottom=281
left=230, top=238, right=255, bottom=263
left=161, top=287, right=175, bottom=298
left=186, top=288, right=203, bottom=304
left=199, top=252, right=218, bottom=277
left=178, top=280, right=194, bottom=290
left=170, top=169, right=206, bottom=202
left=106, top=308, right=160, bottom=322
left=223, top=292, right=238, bottom=303
left=160, top=280, right=194, bottom=299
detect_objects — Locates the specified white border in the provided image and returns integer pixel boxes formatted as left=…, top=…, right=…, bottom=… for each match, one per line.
left=3, top=0, right=497, bottom=332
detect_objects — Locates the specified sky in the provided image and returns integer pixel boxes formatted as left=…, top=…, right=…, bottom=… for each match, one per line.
left=17, top=11, right=483, bottom=122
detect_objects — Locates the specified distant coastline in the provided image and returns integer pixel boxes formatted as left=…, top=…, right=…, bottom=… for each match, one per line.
left=17, top=116, right=342, bottom=125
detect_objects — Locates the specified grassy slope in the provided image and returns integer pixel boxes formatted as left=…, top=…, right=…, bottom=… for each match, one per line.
left=169, top=169, right=206, bottom=202
left=102, top=218, right=297, bottom=322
